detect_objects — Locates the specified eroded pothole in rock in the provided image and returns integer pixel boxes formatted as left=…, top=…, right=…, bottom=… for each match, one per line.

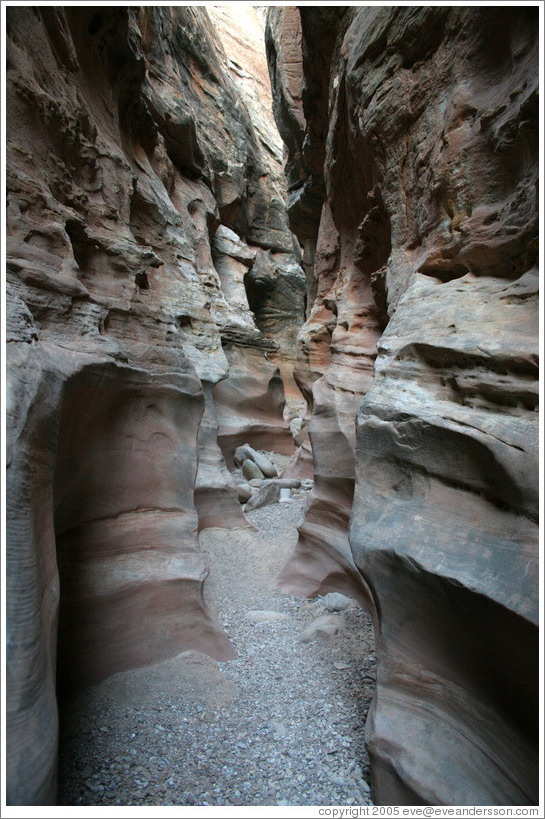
left=57, top=456, right=376, bottom=807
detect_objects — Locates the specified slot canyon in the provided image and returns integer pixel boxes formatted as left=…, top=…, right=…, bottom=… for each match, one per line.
left=4, top=4, right=540, bottom=810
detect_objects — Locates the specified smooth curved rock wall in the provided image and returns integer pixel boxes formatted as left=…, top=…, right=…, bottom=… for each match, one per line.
left=6, top=6, right=304, bottom=804
left=54, top=364, right=236, bottom=699
left=268, top=5, right=539, bottom=806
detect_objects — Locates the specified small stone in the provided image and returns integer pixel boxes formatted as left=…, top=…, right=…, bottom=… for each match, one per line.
left=84, top=782, right=102, bottom=793
left=322, top=592, right=355, bottom=612
left=299, top=615, right=344, bottom=643
left=269, top=720, right=288, bottom=740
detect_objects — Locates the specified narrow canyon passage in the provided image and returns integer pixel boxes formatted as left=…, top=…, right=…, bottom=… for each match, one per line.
left=57, top=457, right=376, bottom=807
left=6, top=5, right=539, bottom=808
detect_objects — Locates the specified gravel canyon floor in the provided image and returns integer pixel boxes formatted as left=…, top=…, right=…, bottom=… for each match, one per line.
left=57, top=473, right=376, bottom=808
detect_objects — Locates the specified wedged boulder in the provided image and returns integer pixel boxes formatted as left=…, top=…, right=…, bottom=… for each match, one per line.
left=253, top=453, right=279, bottom=479
left=244, top=478, right=301, bottom=511
left=234, top=443, right=279, bottom=477
left=233, top=444, right=250, bottom=467
left=242, top=459, right=264, bottom=481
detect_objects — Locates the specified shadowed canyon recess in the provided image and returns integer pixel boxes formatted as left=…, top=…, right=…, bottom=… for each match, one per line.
left=5, top=4, right=539, bottom=809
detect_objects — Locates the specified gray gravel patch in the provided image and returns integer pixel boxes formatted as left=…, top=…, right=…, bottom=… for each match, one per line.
left=57, top=456, right=376, bottom=807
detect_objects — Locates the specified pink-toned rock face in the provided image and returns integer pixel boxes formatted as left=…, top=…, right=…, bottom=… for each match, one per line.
left=5, top=6, right=304, bottom=805
left=268, top=5, right=538, bottom=807
left=53, top=364, right=236, bottom=697
left=195, top=382, right=250, bottom=532
left=214, top=342, right=295, bottom=467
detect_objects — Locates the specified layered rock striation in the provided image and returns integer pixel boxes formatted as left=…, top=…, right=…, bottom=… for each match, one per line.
left=5, top=6, right=304, bottom=805
left=267, top=5, right=539, bottom=807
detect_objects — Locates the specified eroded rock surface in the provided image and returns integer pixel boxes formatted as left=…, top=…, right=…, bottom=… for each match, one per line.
left=6, top=6, right=304, bottom=805
left=268, top=5, right=539, bottom=806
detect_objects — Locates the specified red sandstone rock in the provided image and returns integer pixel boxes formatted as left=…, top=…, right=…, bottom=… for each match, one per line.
left=5, top=6, right=303, bottom=805
left=195, top=382, right=250, bottom=532
left=269, top=5, right=539, bottom=807
left=214, top=341, right=295, bottom=467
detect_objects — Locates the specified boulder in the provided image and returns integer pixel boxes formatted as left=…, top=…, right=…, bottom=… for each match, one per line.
left=234, top=443, right=279, bottom=478
left=242, top=459, right=264, bottom=481
left=236, top=483, right=253, bottom=503
left=249, top=450, right=278, bottom=479
left=244, top=478, right=301, bottom=511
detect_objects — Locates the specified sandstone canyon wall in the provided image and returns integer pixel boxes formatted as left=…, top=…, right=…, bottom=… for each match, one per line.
left=5, top=6, right=304, bottom=804
left=267, top=5, right=539, bottom=807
